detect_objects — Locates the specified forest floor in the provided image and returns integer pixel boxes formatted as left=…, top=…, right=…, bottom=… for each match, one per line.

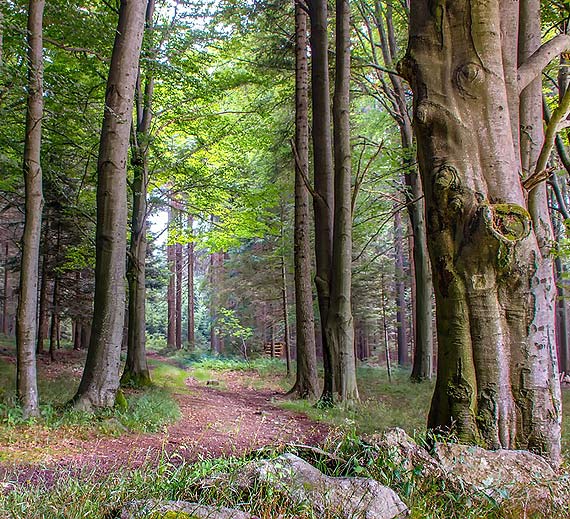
left=0, top=349, right=328, bottom=488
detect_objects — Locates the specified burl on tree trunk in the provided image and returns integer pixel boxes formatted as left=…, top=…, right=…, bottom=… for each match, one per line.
left=402, top=1, right=561, bottom=464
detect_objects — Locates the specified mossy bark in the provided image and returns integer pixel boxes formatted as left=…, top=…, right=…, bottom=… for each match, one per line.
left=403, top=0, right=561, bottom=464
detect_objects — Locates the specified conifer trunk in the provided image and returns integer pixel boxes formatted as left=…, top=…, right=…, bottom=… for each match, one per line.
left=326, top=0, right=359, bottom=405
left=73, top=0, right=146, bottom=411
left=187, top=215, right=195, bottom=348
left=291, top=0, right=318, bottom=399
left=309, top=0, right=335, bottom=404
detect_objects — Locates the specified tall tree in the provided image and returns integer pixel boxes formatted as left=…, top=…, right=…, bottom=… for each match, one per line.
left=393, top=208, right=408, bottom=366
left=290, top=0, right=319, bottom=400
left=325, top=0, right=359, bottom=405
left=73, top=0, right=146, bottom=410
left=166, top=205, right=176, bottom=348
left=309, top=0, right=335, bottom=405
left=122, top=0, right=155, bottom=387
left=187, top=214, right=195, bottom=347
left=403, top=0, right=567, bottom=464
left=17, top=0, right=45, bottom=419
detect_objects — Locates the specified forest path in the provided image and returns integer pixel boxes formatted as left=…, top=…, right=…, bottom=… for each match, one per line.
left=0, top=354, right=329, bottom=487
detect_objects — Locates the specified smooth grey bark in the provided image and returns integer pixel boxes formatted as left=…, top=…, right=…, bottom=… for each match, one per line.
left=403, top=0, right=561, bottom=464
left=308, top=0, right=335, bottom=405
left=122, top=0, right=154, bottom=387
left=73, top=0, right=146, bottom=411
left=17, top=0, right=45, bottom=418
left=290, top=0, right=318, bottom=400
left=325, top=0, right=359, bottom=405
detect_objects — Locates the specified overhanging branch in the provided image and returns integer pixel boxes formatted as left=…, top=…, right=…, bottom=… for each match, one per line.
left=518, top=34, right=570, bottom=93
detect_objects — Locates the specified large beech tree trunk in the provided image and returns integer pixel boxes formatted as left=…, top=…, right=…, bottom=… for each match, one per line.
left=17, top=0, right=45, bottom=418
left=308, top=0, right=335, bottom=404
left=73, top=0, right=145, bottom=411
left=325, top=0, right=358, bottom=405
left=290, top=0, right=318, bottom=400
left=122, top=0, right=154, bottom=387
left=403, top=0, right=562, bottom=464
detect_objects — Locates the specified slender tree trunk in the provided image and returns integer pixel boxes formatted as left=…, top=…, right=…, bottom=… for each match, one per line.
left=309, top=0, right=335, bottom=405
left=175, top=239, right=182, bottom=349
left=2, top=242, right=9, bottom=336
left=325, top=0, right=359, bottom=406
left=167, top=207, right=176, bottom=348
left=404, top=0, right=561, bottom=464
left=394, top=208, right=409, bottom=366
left=280, top=212, right=292, bottom=377
left=48, top=275, right=59, bottom=361
left=290, top=0, right=318, bottom=399
left=48, top=220, right=61, bottom=361
left=370, top=0, right=434, bottom=380
left=555, top=256, right=570, bottom=373
left=73, top=0, right=146, bottom=411
left=36, top=225, right=50, bottom=354
left=122, top=0, right=154, bottom=387
left=187, top=214, right=194, bottom=348
left=73, top=320, right=82, bottom=351
left=17, top=0, right=45, bottom=418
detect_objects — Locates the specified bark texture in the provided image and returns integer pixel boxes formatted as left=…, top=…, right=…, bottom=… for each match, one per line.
left=403, top=0, right=561, bottom=464
left=17, top=0, right=45, bottom=418
left=291, top=0, right=319, bottom=400
left=122, top=0, right=154, bottom=387
left=187, top=214, right=195, bottom=348
left=73, top=0, right=146, bottom=411
left=326, top=0, right=359, bottom=405
left=308, top=0, right=334, bottom=404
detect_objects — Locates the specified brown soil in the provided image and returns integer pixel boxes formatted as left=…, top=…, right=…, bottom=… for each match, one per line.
left=0, top=354, right=329, bottom=488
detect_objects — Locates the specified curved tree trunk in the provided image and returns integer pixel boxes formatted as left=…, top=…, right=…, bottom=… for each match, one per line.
left=404, top=0, right=561, bottom=464
left=73, top=0, right=146, bottom=411
left=290, top=0, right=319, bottom=400
left=17, top=0, right=45, bottom=418
left=326, top=0, right=358, bottom=405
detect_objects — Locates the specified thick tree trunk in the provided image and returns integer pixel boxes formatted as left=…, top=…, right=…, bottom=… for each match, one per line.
left=393, top=209, right=409, bottom=366
left=308, top=0, right=335, bottom=405
left=17, top=0, right=45, bottom=418
left=187, top=214, right=194, bottom=348
left=404, top=0, right=561, bottom=464
left=326, top=0, right=359, bottom=406
left=122, top=0, right=154, bottom=387
left=290, top=0, right=318, bottom=399
left=73, top=0, right=145, bottom=411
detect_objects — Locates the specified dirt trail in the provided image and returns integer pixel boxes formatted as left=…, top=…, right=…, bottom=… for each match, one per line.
left=0, top=366, right=329, bottom=486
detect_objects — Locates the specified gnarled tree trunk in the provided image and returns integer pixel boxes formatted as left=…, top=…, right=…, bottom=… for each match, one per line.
left=403, top=0, right=561, bottom=464
left=73, top=0, right=146, bottom=411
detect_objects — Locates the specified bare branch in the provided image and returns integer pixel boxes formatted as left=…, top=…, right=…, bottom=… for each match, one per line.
left=518, top=34, right=570, bottom=93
